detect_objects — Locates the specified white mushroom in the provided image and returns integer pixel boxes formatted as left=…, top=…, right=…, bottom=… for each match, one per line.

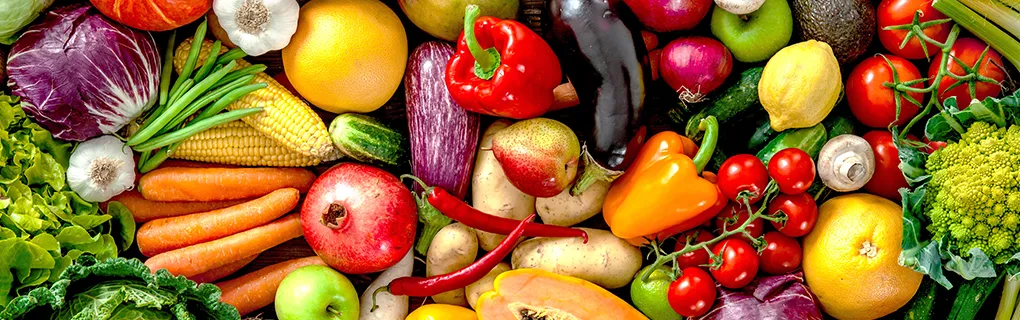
left=714, top=0, right=768, bottom=15
left=817, top=134, right=875, bottom=192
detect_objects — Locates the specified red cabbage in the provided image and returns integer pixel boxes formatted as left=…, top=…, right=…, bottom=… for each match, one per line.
left=695, top=272, right=823, bottom=320
left=6, top=4, right=160, bottom=141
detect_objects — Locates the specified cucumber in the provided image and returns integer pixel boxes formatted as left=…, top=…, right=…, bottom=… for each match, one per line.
left=949, top=274, right=1004, bottom=320
left=748, top=119, right=777, bottom=150
left=825, top=115, right=857, bottom=139
left=901, top=278, right=938, bottom=320
left=684, top=67, right=764, bottom=138
left=756, top=123, right=827, bottom=165
left=328, top=113, right=406, bottom=167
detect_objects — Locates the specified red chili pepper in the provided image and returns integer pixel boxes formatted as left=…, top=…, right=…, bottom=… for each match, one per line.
left=445, top=4, right=562, bottom=119
left=385, top=213, right=535, bottom=297
left=427, top=187, right=588, bottom=243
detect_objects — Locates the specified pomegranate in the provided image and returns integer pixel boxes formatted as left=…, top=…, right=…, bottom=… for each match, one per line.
left=301, top=163, right=418, bottom=274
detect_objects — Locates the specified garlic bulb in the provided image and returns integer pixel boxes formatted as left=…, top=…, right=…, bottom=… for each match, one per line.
left=214, top=0, right=299, bottom=56
left=67, top=135, right=136, bottom=202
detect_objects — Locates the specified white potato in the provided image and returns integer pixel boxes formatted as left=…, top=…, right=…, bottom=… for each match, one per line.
left=511, top=228, right=642, bottom=289
left=465, top=262, right=511, bottom=309
left=536, top=179, right=610, bottom=226
left=472, top=120, right=536, bottom=251
left=426, top=223, right=478, bottom=306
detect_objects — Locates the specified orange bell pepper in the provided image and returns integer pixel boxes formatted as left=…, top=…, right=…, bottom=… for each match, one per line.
left=602, top=116, right=726, bottom=245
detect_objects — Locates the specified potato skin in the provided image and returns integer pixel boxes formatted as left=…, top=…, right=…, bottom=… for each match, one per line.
left=465, top=262, right=511, bottom=309
left=472, top=120, right=536, bottom=251
left=426, top=223, right=478, bottom=306
left=511, top=228, right=642, bottom=289
left=536, top=179, right=610, bottom=226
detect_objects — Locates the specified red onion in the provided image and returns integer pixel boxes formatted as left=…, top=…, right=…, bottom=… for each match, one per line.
left=623, top=0, right=713, bottom=32
left=660, top=36, right=734, bottom=103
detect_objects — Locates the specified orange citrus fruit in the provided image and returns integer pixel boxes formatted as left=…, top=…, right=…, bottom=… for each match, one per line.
left=802, top=193, right=922, bottom=320
left=282, top=0, right=407, bottom=114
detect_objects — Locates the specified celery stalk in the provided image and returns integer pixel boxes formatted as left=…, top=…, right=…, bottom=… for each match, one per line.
left=934, top=0, right=1020, bottom=69
left=998, top=275, right=1020, bottom=320
left=959, top=0, right=1020, bottom=39
left=999, top=0, right=1020, bottom=10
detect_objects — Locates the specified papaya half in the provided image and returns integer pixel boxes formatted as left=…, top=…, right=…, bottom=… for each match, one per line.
left=476, top=268, right=648, bottom=320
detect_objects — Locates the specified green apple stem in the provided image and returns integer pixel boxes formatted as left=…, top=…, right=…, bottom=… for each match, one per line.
left=570, top=145, right=623, bottom=197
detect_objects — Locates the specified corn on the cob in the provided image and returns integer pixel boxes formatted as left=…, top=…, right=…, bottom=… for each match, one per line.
left=171, top=120, right=336, bottom=167
left=173, top=38, right=337, bottom=159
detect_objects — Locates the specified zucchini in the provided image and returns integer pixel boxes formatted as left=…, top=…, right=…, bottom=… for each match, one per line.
left=901, top=278, right=938, bottom=320
left=684, top=67, right=764, bottom=138
left=756, top=123, right=827, bottom=165
left=949, top=274, right=1005, bottom=320
left=328, top=113, right=406, bottom=167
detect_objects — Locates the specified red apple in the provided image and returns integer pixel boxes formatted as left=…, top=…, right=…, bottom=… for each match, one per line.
left=89, top=0, right=211, bottom=31
left=301, top=163, right=418, bottom=274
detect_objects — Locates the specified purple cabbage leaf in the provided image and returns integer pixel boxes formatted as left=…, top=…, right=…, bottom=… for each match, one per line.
left=695, top=272, right=823, bottom=320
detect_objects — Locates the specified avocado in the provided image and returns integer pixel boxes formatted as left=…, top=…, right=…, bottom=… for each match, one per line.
left=791, top=0, right=875, bottom=64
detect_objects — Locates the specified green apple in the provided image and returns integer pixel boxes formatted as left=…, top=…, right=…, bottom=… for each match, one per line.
left=275, top=265, right=359, bottom=320
left=630, top=265, right=682, bottom=320
left=710, top=0, right=794, bottom=63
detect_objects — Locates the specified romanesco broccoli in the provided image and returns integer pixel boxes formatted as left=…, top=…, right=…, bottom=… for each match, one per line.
left=925, top=122, right=1020, bottom=263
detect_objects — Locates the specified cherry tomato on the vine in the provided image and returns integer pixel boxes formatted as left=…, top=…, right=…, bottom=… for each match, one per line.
left=862, top=130, right=913, bottom=201
left=711, top=239, right=759, bottom=289
left=877, top=0, right=951, bottom=59
left=923, top=137, right=947, bottom=154
left=928, top=37, right=1006, bottom=107
left=715, top=202, right=764, bottom=240
left=846, top=55, right=924, bottom=128
left=759, top=232, right=802, bottom=275
left=668, top=267, right=717, bottom=317
left=768, top=148, right=816, bottom=194
left=717, top=154, right=769, bottom=204
left=767, top=192, right=819, bottom=238
left=674, top=228, right=715, bottom=269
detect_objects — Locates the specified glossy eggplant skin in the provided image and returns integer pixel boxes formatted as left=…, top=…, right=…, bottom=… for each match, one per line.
left=544, top=0, right=647, bottom=170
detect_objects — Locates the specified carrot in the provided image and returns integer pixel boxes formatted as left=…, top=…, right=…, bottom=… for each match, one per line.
left=188, top=254, right=258, bottom=284
left=145, top=213, right=304, bottom=277
left=136, top=188, right=301, bottom=257
left=217, top=256, right=326, bottom=316
left=138, top=167, right=317, bottom=202
left=103, top=190, right=249, bottom=223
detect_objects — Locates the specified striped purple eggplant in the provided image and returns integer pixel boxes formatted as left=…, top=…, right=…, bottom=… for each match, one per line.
left=405, top=41, right=481, bottom=199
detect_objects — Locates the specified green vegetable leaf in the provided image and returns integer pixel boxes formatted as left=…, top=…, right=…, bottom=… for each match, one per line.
left=943, top=247, right=998, bottom=280
left=899, top=186, right=954, bottom=289
left=1005, top=252, right=1020, bottom=277
left=105, top=202, right=135, bottom=252
left=0, top=256, right=241, bottom=319
left=924, top=114, right=956, bottom=142
left=892, top=127, right=929, bottom=186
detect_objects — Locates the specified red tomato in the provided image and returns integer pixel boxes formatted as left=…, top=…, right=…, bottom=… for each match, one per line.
left=674, top=228, right=715, bottom=269
left=759, top=232, right=802, bottom=275
left=863, top=130, right=912, bottom=201
left=767, top=193, right=818, bottom=237
left=928, top=37, right=1006, bottom=107
left=846, top=55, right=924, bottom=128
left=668, top=267, right=717, bottom=317
left=717, top=154, right=769, bottom=204
left=711, top=239, right=759, bottom=289
left=715, top=202, right=764, bottom=240
left=877, top=0, right=951, bottom=59
left=768, top=148, right=816, bottom=194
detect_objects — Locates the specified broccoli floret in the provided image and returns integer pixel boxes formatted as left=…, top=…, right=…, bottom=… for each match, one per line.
left=925, top=122, right=1020, bottom=264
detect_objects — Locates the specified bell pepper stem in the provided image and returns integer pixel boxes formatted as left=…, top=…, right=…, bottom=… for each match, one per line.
left=570, top=145, right=624, bottom=196
left=692, top=116, right=719, bottom=174
left=463, top=4, right=501, bottom=80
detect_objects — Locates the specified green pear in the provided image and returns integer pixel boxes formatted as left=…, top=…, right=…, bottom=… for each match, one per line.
left=398, top=0, right=520, bottom=42
left=492, top=118, right=580, bottom=197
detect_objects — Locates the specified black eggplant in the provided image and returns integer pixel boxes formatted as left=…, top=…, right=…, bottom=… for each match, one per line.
left=544, top=0, right=648, bottom=195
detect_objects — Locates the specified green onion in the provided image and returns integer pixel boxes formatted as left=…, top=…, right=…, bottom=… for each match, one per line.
left=934, top=0, right=1020, bottom=69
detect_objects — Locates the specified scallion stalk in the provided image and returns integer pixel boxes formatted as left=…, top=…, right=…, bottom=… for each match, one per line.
left=934, top=0, right=1020, bottom=69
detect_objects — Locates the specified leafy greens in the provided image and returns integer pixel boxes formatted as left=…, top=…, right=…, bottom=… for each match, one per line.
left=0, top=95, right=134, bottom=305
left=0, top=255, right=240, bottom=319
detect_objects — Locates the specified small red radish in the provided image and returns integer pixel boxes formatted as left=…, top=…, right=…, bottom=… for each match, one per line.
left=301, top=163, right=418, bottom=274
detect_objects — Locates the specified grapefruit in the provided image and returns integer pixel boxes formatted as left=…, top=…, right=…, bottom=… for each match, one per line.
left=802, top=193, right=922, bottom=320
left=282, top=0, right=407, bottom=114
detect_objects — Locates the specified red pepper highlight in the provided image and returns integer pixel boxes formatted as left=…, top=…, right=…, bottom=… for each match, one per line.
left=427, top=187, right=588, bottom=243
left=445, top=4, right=562, bottom=119
left=385, top=213, right=536, bottom=297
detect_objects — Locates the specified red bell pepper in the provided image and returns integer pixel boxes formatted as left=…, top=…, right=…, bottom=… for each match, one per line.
left=445, top=5, right=562, bottom=119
